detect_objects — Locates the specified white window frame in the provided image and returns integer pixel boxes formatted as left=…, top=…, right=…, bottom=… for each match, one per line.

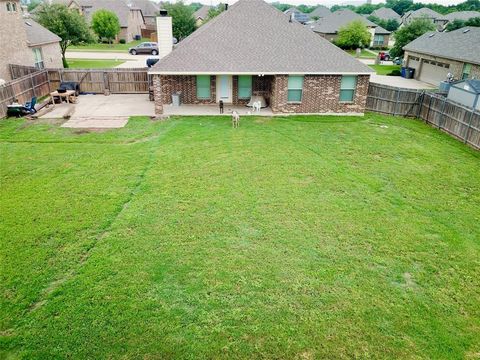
left=33, top=48, right=44, bottom=69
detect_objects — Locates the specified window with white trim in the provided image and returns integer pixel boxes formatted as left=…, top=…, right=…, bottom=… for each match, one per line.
left=373, top=35, right=384, bottom=46
left=340, top=75, right=357, bottom=102
left=287, top=76, right=303, bottom=102
left=32, top=48, right=44, bottom=69
left=462, top=63, right=471, bottom=80
left=196, top=75, right=211, bottom=99
left=238, top=75, right=252, bottom=99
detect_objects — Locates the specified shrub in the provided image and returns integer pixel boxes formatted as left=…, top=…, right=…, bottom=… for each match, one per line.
left=388, top=69, right=401, bottom=76
left=119, top=39, right=126, bottom=44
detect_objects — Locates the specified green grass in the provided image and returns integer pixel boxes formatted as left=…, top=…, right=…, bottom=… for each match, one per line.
left=66, top=59, right=126, bottom=69
left=369, top=64, right=402, bottom=75
left=1, top=114, right=479, bottom=359
left=346, top=49, right=378, bottom=58
left=68, top=38, right=149, bottom=52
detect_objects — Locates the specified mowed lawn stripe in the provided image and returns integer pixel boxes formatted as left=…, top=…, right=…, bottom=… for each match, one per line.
left=1, top=115, right=479, bottom=359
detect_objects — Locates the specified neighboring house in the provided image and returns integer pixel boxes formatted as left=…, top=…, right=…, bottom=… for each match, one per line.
left=284, top=8, right=310, bottom=24
left=149, top=0, right=373, bottom=115
left=403, top=27, right=480, bottom=85
left=311, top=9, right=390, bottom=48
left=0, top=0, right=62, bottom=82
left=127, top=0, right=159, bottom=30
left=401, top=7, right=441, bottom=26
left=194, top=5, right=210, bottom=27
left=434, top=11, right=480, bottom=30
left=370, top=7, right=401, bottom=22
left=68, top=0, right=145, bottom=43
left=308, top=5, right=331, bottom=20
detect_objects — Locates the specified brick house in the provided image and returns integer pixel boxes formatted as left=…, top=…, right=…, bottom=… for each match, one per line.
left=310, top=9, right=391, bottom=48
left=403, top=27, right=480, bottom=86
left=149, top=0, right=373, bottom=116
left=0, top=0, right=62, bottom=82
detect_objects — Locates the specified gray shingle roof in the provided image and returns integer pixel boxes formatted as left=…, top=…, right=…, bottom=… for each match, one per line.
left=404, top=7, right=441, bottom=20
left=371, top=7, right=401, bottom=21
left=403, top=27, right=480, bottom=65
left=284, top=8, right=310, bottom=24
left=309, top=5, right=331, bottom=19
left=24, top=19, right=61, bottom=46
left=76, top=0, right=141, bottom=27
left=311, top=9, right=387, bottom=34
left=194, top=5, right=211, bottom=20
left=127, top=0, right=159, bottom=17
left=150, top=0, right=372, bottom=75
left=437, top=11, right=480, bottom=21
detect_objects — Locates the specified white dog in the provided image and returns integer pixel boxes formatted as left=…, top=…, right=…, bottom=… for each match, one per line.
left=232, top=110, right=240, bottom=128
left=252, top=101, right=261, bottom=112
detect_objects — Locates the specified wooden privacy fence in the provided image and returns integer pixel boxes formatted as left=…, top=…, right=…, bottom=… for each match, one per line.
left=9, top=64, right=41, bottom=79
left=47, top=68, right=150, bottom=94
left=0, top=70, right=50, bottom=119
left=366, top=83, right=480, bottom=150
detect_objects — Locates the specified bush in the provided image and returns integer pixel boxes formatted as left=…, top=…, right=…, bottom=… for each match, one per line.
left=119, top=39, right=126, bottom=44
left=388, top=69, right=401, bottom=76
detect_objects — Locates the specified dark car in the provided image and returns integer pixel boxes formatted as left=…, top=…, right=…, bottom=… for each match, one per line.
left=129, top=42, right=159, bottom=55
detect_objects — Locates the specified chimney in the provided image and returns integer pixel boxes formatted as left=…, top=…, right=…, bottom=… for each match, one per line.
left=156, top=9, right=173, bottom=59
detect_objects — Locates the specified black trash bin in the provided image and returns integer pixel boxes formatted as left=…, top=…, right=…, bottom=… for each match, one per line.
left=405, top=67, right=415, bottom=79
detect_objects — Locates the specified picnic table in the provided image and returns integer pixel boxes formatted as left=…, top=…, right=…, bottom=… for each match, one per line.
left=50, top=90, right=77, bottom=107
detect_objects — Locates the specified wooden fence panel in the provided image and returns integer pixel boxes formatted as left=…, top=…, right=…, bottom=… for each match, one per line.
left=366, top=83, right=479, bottom=150
left=9, top=64, right=39, bottom=79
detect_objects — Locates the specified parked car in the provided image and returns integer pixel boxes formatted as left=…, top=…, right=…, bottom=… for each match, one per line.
left=379, top=51, right=391, bottom=61
left=392, top=57, right=403, bottom=65
left=129, top=42, right=158, bottom=55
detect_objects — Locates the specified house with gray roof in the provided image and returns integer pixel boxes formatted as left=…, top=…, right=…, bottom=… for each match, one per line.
left=66, top=0, right=145, bottom=42
left=0, top=0, right=62, bottom=81
left=310, top=9, right=391, bottom=48
left=434, top=11, right=480, bottom=31
left=194, top=5, right=211, bottom=26
left=149, top=0, right=373, bottom=115
left=403, top=27, right=480, bottom=85
left=370, top=7, right=401, bottom=22
left=308, top=5, right=331, bottom=20
left=401, top=7, right=441, bottom=26
left=127, top=0, right=159, bottom=30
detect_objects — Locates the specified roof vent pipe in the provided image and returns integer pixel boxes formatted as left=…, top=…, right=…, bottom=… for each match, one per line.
left=289, top=13, right=294, bottom=22
left=159, top=9, right=168, bottom=17
left=224, top=3, right=228, bottom=11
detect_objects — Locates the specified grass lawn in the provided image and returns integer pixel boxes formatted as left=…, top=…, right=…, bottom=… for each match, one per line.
left=346, top=49, right=378, bottom=58
left=1, top=114, right=479, bottom=358
left=66, top=59, right=126, bottom=69
left=69, top=38, right=148, bottom=52
left=369, top=64, right=402, bottom=75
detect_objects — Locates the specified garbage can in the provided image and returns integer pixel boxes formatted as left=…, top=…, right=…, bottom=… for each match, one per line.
left=401, top=67, right=407, bottom=78
left=171, top=92, right=181, bottom=107
left=405, top=68, right=415, bottom=79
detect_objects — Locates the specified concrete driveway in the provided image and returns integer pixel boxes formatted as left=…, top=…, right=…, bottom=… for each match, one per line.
left=65, top=51, right=158, bottom=68
left=370, top=74, right=435, bottom=90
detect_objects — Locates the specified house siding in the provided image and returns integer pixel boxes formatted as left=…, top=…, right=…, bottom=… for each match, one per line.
left=152, top=74, right=370, bottom=115
left=405, top=50, right=480, bottom=80
left=34, top=42, right=63, bottom=69
left=271, top=75, right=370, bottom=114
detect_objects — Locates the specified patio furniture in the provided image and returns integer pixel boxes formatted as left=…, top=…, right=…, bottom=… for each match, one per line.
left=6, top=97, right=37, bottom=117
left=247, top=95, right=267, bottom=108
left=24, top=97, right=37, bottom=114
left=50, top=90, right=76, bottom=107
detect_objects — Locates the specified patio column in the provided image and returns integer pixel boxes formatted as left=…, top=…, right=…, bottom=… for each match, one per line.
left=152, top=75, right=164, bottom=115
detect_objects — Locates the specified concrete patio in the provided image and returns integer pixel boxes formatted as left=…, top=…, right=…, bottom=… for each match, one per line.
left=163, top=104, right=273, bottom=117
left=39, top=94, right=154, bottom=128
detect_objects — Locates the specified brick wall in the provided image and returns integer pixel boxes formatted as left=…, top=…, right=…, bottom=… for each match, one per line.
left=152, top=74, right=370, bottom=115
left=34, top=43, right=63, bottom=69
left=271, top=75, right=370, bottom=114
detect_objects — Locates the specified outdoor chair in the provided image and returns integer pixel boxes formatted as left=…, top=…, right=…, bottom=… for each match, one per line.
left=23, top=97, right=37, bottom=114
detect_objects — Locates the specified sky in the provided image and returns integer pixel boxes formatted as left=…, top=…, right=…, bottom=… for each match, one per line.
left=186, top=0, right=467, bottom=6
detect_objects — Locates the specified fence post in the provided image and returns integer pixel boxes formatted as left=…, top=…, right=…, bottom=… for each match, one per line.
left=30, top=73, right=36, bottom=97
left=439, top=97, right=447, bottom=129
left=416, top=91, right=424, bottom=119
left=464, top=96, right=479, bottom=144
left=393, top=88, right=400, bottom=116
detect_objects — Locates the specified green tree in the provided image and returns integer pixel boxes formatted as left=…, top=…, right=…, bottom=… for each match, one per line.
left=385, top=0, right=414, bottom=16
left=207, top=3, right=225, bottom=20
left=368, top=15, right=400, bottom=31
left=27, top=0, right=42, bottom=12
left=164, top=1, right=196, bottom=40
left=390, top=18, right=435, bottom=57
left=189, top=2, right=203, bottom=12
left=271, top=2, right=293, bottom=12
left=335, top=20, right=371, bottom=49
left=35, top=4, right=93, bottom=68
left=465, top=16, right=480, bottom=26
left=445, top=18, right=466, bottom=31
left=91, top=10, right=120, bottom=44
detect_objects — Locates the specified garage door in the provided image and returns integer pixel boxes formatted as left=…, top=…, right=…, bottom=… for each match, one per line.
left=408, top=56, right=420, bottom=70
left=419, top=60, right=450, bottom=85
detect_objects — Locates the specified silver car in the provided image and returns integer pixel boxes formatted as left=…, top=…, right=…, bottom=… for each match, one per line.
left=129, top=42, right=159, bottom=55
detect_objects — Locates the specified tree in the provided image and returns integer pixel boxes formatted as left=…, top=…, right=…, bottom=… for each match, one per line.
left=189, top=2, right=203, bottom=12
left=207, top=3, right=225, bottom=20
left=465, top=16, right=480, bottom=26
left=91, top=10, right=120, bottom=44
left=335, top=20, right=371, bottom=49
left=35, top=4, right=94, bottom=68
left=164, top=1, right=196, bottom=40
left=445, top=19, right=466, bottom=31
left=368, top=15, right=400, bottom=31
left=385, top=0, right=414, bottom=16
left=390, top=18, right=435, bottom=58
left=27, top=0, right=42, bottom=12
